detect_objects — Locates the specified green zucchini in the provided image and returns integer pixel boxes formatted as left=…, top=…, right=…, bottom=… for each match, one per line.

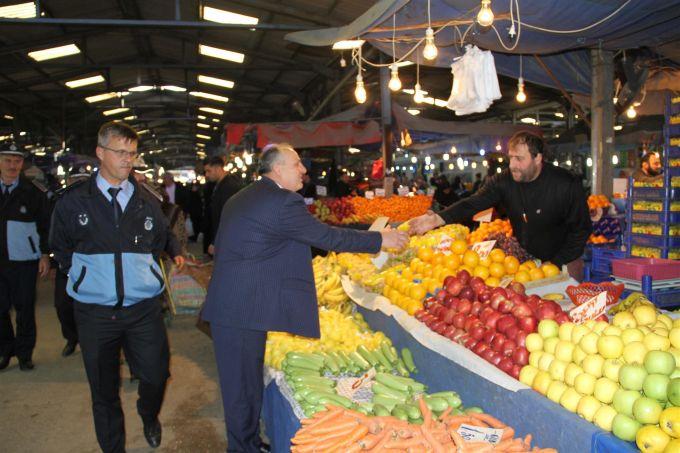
left=371, top=382, right=409, bottom=401
left=375, top=372, right=411, bottom=392
left=424, top=396, right=449, bottom=412
left=348, top=351, right=370, bottom=370
left=357, top=345, right=380, bottom=367
left=391, top=405, right=409, bottom=421
left=372, top=403, right=391, bottom=416
left=401, top=348, right=417, bottom=373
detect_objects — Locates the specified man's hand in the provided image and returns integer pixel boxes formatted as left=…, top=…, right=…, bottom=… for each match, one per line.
left=38, top=255, right=50, bottom=278
left=173, top=255, right=185, bottom=271
left=380, top=228, right=409, bottom=251
left=207, top=244, right=215, bottom=256
left=408, top=210, right=446, bottom=235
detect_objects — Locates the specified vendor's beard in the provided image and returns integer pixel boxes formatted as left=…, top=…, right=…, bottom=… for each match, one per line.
left=647, top=168, right=661, bottom=177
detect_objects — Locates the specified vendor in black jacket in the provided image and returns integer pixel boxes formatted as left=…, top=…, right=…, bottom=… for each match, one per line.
left=408, top=131, right=591, bottom=280
left=0, top=145, right=50, bottom=371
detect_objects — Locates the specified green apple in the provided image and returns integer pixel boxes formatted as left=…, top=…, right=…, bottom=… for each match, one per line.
left=538, top=353, right=555, bottom=372
left=613, top=312, right=637, bottom=329
left=565, top=363, right=584, bottom=386
left=620, top=363, right=648, bottom=391
left=654, top=327, right=670, bottom=338
left=529, top=351, right=543, bottom=368
left=538, top=319, right=559, bottom=339
left=572, top=346, right=588, bottom=366
left=603, top=325, right=623, bottom=337
left=560, top=387, right=582, bottom=413
left=580, top=332, right=600, bottom=355
left=593, top=321, right=609, bottom=334
left=555, top=340, right=575, bottom=363
left=623, top=341, right=648, bottom=365
left=593, top=404, right=618, bottom=432
left=532, top=370, right=552, bottom=395
left=575, top=372, right=597, bottom=396
left=613, top=388, right=642, bottom=416
left=526, top=333, right=544, bottom=352
left=603, top=358, right=624, bottom=382
left=643, top=373, right=670, bottom=402
left=633, top=396, right=663, bottom=424
left=644, top=333, right=671, bottom=352
left=670, top=368, right=680, bottom=380
left=621, top=328, right=645, bottom=345
left=577, top=395, right=602, bottom=422
left=546, top=381, right=568, bottom=403
left=669, top=328, right=680, bottom=350
left=598, top=335, right=624, bottom=359
left=666, top=377, right=680, bottom=406
left=559, top=322, right=575, bottom=342
left=583, top=354, right=605, bottom=378
left=543, top=337, right=560, bottom=355
left=519, top=365, right=539, bottom=386
left=612, top=413, right=642, bottom=441
left=668, top=348, right=680, bottom=369
left=594, top=377, right=619, bottom=404
left=645, top=350, right=676, bottom=375
left=571, top=324, right=591, bottom=344
left=549, top=359, right=568, bottom=382
left=584, top=320, right=596, bottom=330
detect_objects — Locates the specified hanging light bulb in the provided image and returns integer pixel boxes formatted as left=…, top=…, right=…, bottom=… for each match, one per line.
left=516, top=77, right=527, bottom=103
left=626, top=105, right=637, bottom=119
left=479, top=149, right=486, bottom=156
left=612, top=154, right=619, bottom=165
left=388, top=64, right=402, bottom=91
left=451, top=146, right=457, bottom=154
left=495, top=142, right=502, bottom=151
left=477, top=0, right=494, bottom=27
left=354, top=74, right=366, bottom=104
left=442, top=153, right=450, bottom=161
left=424, top=155, right=431, bottom=165
left=482, top=160, right=488, bottom=167
left=423, top=27, right=438, bottom=60
left=414, top=83, right=425, bottom=103
left=586, top=157, right=593, bottom=167
left=339, top=56, right=347, bottom=68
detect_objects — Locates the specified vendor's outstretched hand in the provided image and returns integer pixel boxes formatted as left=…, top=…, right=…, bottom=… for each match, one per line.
left=380, top=227, right=409, bottom=251
left=408, top=210, right=446, bottom=235
left=174, top=255, right=185, bottom=271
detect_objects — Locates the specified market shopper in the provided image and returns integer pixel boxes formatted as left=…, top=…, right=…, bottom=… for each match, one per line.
left=50, top=122, right=185, bottom=453
left=632, top=151, right=663, bottom=182
left=201, top=143, right=409, bottom=452
left=204, top=155, right=242, bottom=255
left=408, top=131, right=591, bottom=280
left=0, top=145, right=50, bottom=371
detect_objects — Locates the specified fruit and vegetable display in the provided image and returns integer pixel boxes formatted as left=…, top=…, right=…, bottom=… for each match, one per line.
left=670, top=158, right=680, bottom=167
left=519, top=295, right=680, bottom=449
left=632, top=223, right=664, bottom=236
left=631, top=246, right=665, bottom=259
left=468, top=219, right=513, bottom=244
left=634, top=201, right=664, bottom=212
left=313, top=254, right=352, bottom=312
left=589, top=194, right=611, bottom=210
left=485, top=232, right=534, bottom=262
left=592, top=216, right=623, bottom=240
left=309, top=195, right=432, bottom=224
left=309, top=198, right=361, bottom=224
left=589, top=234, right=617, bottom=244
left=634, top=179, right=665, bottom=188
left=414, top=270, right=575, bottom=379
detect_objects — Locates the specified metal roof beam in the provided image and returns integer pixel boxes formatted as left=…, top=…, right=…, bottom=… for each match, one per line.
left=0, top=17, right=314, bottom=30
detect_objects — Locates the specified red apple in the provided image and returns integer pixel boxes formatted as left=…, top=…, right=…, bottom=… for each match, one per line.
left=512, top=302, right=533, bottom=319
left=473, top=342, right=488, bottom=355
left=555, top=312, right=570, bottom=325
left=470, top=324, right=486, bottom=341
left=445, top=279, right=463, bottom=297
left=483, top=329, right=496, bottom=344
left=464, top=316, right=481, bottom=332
left=511, top=364, right=521, bottom=379
left=491, top=334, right=507, bottom=352
left=485, top=311, right=502, bottom=330
left=595, top=314, right=608, bottom=322
left=499, top=357, right=514, bottom=374
left=482, top=348, right=496, bottom=363
left=490, top=352, right=503, bottom=366
left=497, top=315, right=517, bottom=334
left=458, top=298, right=473, bottom=315
left=502, top=339, right=517, bottom=357
left=510, top=281, right=526, bottom=296
left=480, top=307, right=495, bottom=323
left=459, top=286, right=475, bottom=301
left=435, top=289, right=448, bottom=302
left=512, top=347, right=529, bottom=366
left=515, top=330, right=528, bottom=348
left=457, top=269, right=471, bottom=285
left=442, top=276, right=456, bottom=289
left=478, top=289, right=491, bottom=303
left=463, top=337, right=477, bottom=349
left=537, top=304, right=557, bottom=320
left=452, top=313, right=466, bottom=329
left=442, top=309, right=456, bottom=325
left=470, top=301, right=483, bottom=317
left=444, top=325, right=457, bottom=339
left=517, top=316, right=538, bottom=333
left=498, top=299, right=515, bottom=314
left=452, top=328, right=466, bottom=341
left=505, top=325, right=519, bottom=341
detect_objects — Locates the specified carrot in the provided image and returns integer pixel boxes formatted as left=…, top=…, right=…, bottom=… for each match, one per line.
left=523, top=434, right=533, bottom=448
left=336, top=424, right=370, bottom=449
left=299, top=407, right=343, bottom=430
left=367, top=429, right=396, bottom=452
left=462, top=443, right=494, bottom=453
left=407, top=445, right=428, bottom=453
left=468, top=412, right=506, bottom=429
left=438, top=407, right=453, bottom=421
left=417, top=396, right=433, bottom=428
left=449, top=428, right=465, bottom=449
left=384, top=437, right=428, bottom=449
left=500, top=427, right=515, bottom=441
left=358, top=431, right=388, bottom=450
left=420, top=425, right=446, bottom=453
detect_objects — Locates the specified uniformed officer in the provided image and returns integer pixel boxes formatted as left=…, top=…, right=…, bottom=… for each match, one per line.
left=50, top=122, right=185, bottom=453
left=0, top=145, right=50, bottom=371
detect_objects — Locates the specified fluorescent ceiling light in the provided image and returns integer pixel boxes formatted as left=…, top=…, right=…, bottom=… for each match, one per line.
left=555, top=112, right=565, bottom=118
left=394, top=61, right=414, bottom=68
left=85, top=91, right=128, bottom=103
left=190, top=91, right=229, bottom=103
left=202, top=6, right=258, bottom=25
left=520, top=117, right=537, bottom=124
left=137, top=129, right=150, bottom=135
left=196, top=143, right=205, bottom=148
left=212, top=118, right=220, bottom=123
left=196, top=133, right=211, bottom=140
left=332, top=40, right=365, bottom=50
left=128, top=85, right=154, bottom=92
left=199, top=106, right=223, bottom=115
left=28, top=43, right=80, bottom=61
left=407, top=109, right=421, bottom=115
left=199, top=44, right=245, bottom=63
left=197, top=123, right=210, bottom=129
left=197, top=115, right=206, bottom=120
left=0, top=2, right=36, bottom=18
left=614, top=124, right=623, bottom=131
left=348, top=147, right=360, bottom=154
left=65, top=75, right=105, bottom=88
left=102, top=107, right=130, bottom=116
left=4, top=114, right=14, bottom=120
left=198, top=74, right=235, bottom=89
left=124, top=115, right=137, bottom=121
left=433, top=99, right=448, bottom=107
left=160, top=85, right=186, bottom=92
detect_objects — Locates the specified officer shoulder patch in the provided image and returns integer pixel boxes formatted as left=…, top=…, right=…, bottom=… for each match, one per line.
left=31, top=179, right=48, bottom=192
left=140, top=182, right=163, bottom=202
left=55, top=177, right=89, bottom=198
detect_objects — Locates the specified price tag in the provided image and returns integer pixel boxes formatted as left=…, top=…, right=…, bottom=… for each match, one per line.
left=473, top=208, right=494, bottom=223
left=365, top=190, right=374, bottom=199
left=435, top=234, right=453, bottom=255
left=397, top=186, right=410, bottom=196
left=316, top=185, right=327, bottom=197
left=499, top=276, right=513, bottom=288
left=368, top=217, right=389, bottom=231
left=457, top=424, right=504, bottom=445
left=569, top=291, right=607, bottom=324
left=375, top=188, right=385, bottom=197
left=303, top=197, right=314, bottom=206
left=350, top=368, right=377, bottom=390
left=471, top=240, right=496, bottom=259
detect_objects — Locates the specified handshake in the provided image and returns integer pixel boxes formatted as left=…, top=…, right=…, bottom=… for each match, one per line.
left=379, top=211, right=447, bottom=251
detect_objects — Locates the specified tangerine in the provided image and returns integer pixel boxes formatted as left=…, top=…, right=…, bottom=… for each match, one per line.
left=514, top=270, right=531, bottom=283
left=529, top=268, right=546, bottom=281
left=489, top=262, right=506, bottom=278
left=445, top=254, right=461, bottom=271
left=432, top=253, right=446, bottom=267
left=504, top=256, right=520, bottom=274
left=489, top=248, right=506, bottom=263
left=409, top=285, right=427, bottom=300
left=473, top=265, right=490, bottom=280
left=451, top=239, right=468, bottom=255
left=542, top=263, right=560, bottom=278
left=463, top=250, right=480, bottom=268
left=485, top=276, right=500, bottom=287
left=478, top=256, right=493, bottom=267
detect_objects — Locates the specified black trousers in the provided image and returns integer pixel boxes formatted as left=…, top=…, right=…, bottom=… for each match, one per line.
left=0, top=260, right=38, bottom=361
left=74, top=297, right=170, bottom=453
left=54, top=270, right=78, bottom=343
left=212, top=325, right=267, bottom=453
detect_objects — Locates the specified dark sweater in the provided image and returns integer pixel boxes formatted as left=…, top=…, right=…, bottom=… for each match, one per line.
left=438, top=165, right=592, bottom=266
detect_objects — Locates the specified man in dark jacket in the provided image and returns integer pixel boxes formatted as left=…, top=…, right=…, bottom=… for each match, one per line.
left=204, top=156, right=242, bottom=256
left=0, top=145, right=50, bottom=371
left=409, top=131, right=591, bottom=280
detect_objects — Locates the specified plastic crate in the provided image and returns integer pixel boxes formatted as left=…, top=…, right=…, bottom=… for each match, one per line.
left=666, top=123, right=680, bottom=136
left=668, top=145, right=680, bottom=158
left=670, top=236, right=680, bottom=247
left=612, top=258, right=680, bottom=280
left=630, top=234, right=668, bottom=248
left=586, top=267, right=614, bottom=283
left=591, top=246, right=627, bottom=274
left=631, top=211, right=668, bottom=223
left=630, top=245, right=667, bottom=259
left=632, top=187, right=666, bottom=199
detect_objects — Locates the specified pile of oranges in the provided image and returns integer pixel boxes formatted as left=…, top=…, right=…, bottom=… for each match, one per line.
left=468, top=219, right=513, bottom=244
left=588, top=233, right=615, bottom=244
left=348, top=195, right=432, bottom=223
left=587, top=194, right=610, bottom=210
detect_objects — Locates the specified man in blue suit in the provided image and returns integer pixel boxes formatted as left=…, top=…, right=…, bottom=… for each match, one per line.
left=202, top=143, right=408, bottom=452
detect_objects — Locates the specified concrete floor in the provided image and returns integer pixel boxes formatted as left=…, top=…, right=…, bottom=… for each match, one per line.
left=0, top=273, right=227, bottom=453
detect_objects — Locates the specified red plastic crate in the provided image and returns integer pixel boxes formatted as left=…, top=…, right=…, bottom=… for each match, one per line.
left=566, top=282, right=625, bottom=306
left=611, top=258, right=680, bottom=281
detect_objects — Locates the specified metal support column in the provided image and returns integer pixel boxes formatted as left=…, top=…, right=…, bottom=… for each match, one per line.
left=590, top=49, right=614, bottom=197
left=380, top=65, right=394, bottom=196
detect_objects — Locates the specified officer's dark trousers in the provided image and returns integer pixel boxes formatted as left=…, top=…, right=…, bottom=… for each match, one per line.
left=74, top=297, right=169, bottom=453
left=212, top=324, right=266, bottom=453
left=0, top=260, right=38, bottom=361
left=54, top=270, right=78, bottom=343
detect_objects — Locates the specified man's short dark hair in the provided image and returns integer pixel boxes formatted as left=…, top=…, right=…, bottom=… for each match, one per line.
left=97, top=121, right=138, bottom=147
left=205, top=155, right=225, bottom=167
left=641, top=152, right=658, bottom=167
left=258, top=143, right=293, bottom=174
left=508, top=131, right=545, bottom=157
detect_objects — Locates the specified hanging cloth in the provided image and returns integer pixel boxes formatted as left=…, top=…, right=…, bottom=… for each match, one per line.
left=447, top=45, right=501, bottom=115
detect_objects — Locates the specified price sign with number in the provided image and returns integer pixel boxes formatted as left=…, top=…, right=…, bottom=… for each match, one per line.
left=569, top=291, right=607, bottom=324
left=471, top=240, right=497, bottom=259
left=435, top=234, right=453, bottom=255
left=375, top=188, right=385, bottom=197
left=365, top=190, right=374, bottom=200
left=457, top=424, right=504, bottom=445
left=499, top=276, right=513, bottom=288
left=397, top=186, right=410, bottom=196
left=473, top=208, right=494, bottom=223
